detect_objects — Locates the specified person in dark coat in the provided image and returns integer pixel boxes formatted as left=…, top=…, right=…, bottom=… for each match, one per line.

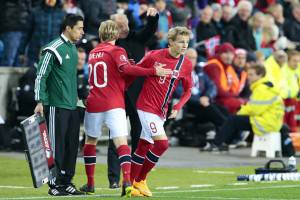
left=224, top=1, right=256, bottom=51
left=0, top=0, right=31, bottom=66
left=283, top=3, right=300, bottom=51
left=18, top=0, right=65, bottom=67
left=107, top=8, right=159, bottom=188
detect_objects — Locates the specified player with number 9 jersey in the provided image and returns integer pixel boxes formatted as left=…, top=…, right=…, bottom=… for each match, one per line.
left=130, top=27, right=193, bottom=197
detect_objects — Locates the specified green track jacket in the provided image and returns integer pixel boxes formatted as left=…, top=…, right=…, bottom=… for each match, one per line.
left=34, top=34, right=78, bottom=110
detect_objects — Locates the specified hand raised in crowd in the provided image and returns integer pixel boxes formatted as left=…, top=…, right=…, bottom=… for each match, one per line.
left=168, top=109, right=178, bottom=119
left=199, top=96, right=210, bottom=107
left=146, top=7, right=158, bottom=17
left=155, top=64, right=172, bottom=76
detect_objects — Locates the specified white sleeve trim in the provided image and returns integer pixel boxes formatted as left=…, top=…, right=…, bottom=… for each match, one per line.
left=43, top=47, right=62, bottom=65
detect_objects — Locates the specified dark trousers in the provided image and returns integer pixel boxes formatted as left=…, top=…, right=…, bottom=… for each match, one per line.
left=107, top=94, right=142, bottom=184
left=214, top=115, right=252, bottom=145
left=186, top=102, right=228, bottom=128
left=45, top=106, right=80, bottom=185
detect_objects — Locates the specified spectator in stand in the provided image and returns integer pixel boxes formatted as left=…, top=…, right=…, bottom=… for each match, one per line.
left=224, top=0, right=256, bottom=51
left=195, top=5, right=218, bottom=60
left=283, top=3, right=300, bottom=51
left=155, top=0, right=173, bottom=49
left=18, top=0, right=65, bottom=67
left=220, top=4, right=234, bottom=40
left=267, top=3, right=285, bottom=36
left=254, top=0, right=276, bottom=12
left=62, top=0, right=84, bottom=17
left=211, top=3, right=224, bottom=38
left=255, top=50, right=265, bottom=65
left=166, top=0, right=190, bottom=26
left=281, top=50, right=300, bottom=132
left=0, top=0, right=31, bottom=67
left=250, top=12, right=276, bottom=58
left=232, top=48, right=250, bottom=99
left=250, top=12, right=264, bottom=51
left=78, top=0, right=114, bottom=39
left=180, top=48, right=227, bottom=149
left=280, top=0, right=296, bottom=19
left=204, top=42, right=246, bottom=114
left=210, top=64, right=284, bottom=152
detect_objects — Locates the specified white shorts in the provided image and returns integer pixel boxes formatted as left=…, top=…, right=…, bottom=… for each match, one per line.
left=84, top=108, right=128, bottom=139
left=137, top=110, right=166, bottom=144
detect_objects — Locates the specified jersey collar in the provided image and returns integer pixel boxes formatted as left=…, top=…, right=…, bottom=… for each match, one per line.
left=60, top=33, right=69, bottom=43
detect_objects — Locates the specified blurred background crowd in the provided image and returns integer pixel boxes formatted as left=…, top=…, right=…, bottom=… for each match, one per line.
left=1, top=0, right=300, bottom=155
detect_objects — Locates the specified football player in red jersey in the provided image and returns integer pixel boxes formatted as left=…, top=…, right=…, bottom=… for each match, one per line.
left=130, top=26, right=193, bottom=197
left=80, top=20, right=171, bottom=197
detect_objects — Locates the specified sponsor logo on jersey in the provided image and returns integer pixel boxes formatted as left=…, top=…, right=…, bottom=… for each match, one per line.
left=120, top=55, right=127, bottom=62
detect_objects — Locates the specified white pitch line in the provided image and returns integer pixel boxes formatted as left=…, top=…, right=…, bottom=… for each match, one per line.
left=228, top=182, right=249, bottom=186
left=193, top=170, right=235, bottom=174
left=153, top=195, right=296, bottom=200
left=0, top=194, right=119, bottom=200
left=190, top=184, right=214, bottom=188
left=0, top=186, right=32, bottom=189
left=1, top=184, right=300, bottom=200
left=156, top=186, right=179, bottom=190
left=152, top=184, right=300, bottom=194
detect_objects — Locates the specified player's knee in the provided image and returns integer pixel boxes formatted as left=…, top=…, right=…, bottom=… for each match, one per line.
left=86, top=135, right=98, bottom=145
left=154, top=140, right=169, bottom=153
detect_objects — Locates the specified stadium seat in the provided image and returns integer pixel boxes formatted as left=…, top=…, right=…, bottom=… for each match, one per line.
left=251, top=132, right=282, bottom=158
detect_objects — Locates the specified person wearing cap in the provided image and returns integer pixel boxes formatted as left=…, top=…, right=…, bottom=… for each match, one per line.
left=204, top=42, right=246, bottom=114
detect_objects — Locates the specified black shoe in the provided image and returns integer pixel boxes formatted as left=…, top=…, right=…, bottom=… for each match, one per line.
left=121, top=182, right=132, bottom=197
left=48, top=186, right=69, bottom=196
left=109, top=182, right=120, bottom=189
left=64, top=183, right=85, bottom=195
left=80, top=184, right=95, bottom=195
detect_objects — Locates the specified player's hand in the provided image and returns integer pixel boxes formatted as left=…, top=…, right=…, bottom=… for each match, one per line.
left=199, top=96, right=210, bottom=107
left=155, top=64, right=172, bottom=76
left=34, top=103, right=44, bottom=117
left=146, top=7, right=158, bottom=17
left=128, top=59, right=135, bottom=65
left=168, top=109, right=178, bottom=119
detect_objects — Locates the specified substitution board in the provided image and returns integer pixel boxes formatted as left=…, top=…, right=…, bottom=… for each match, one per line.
left=21, top=114, right=54, bottom=188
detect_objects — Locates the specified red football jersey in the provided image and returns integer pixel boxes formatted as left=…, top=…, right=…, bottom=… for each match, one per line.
left=86, top=43, right=130, bottom=112
left=136, top=49, right=193, bottom=118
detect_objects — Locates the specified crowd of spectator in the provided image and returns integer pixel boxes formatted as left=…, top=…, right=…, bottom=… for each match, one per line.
left=1, top=0, right=300, bottom=153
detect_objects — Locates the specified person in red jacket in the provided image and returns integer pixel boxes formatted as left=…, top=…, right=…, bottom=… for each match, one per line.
left=204, top=42, right=246, bottom=113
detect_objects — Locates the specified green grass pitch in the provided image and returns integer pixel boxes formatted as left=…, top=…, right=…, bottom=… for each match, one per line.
left=1, top=156, right=300, bottom=200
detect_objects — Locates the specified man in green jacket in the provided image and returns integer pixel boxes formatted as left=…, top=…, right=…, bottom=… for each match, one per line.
left=34, top=14, right=84, bottom=196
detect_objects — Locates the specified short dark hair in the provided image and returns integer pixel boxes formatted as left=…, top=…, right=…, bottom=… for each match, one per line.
left=60, top=14, right=84, bottom=33
left=247, top=64, right=266, bottom=77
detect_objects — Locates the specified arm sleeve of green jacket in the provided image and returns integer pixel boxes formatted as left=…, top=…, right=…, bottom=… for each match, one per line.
left=34, top=51, right=56, bottom=103
left=238, top=87, right=276, bottom=116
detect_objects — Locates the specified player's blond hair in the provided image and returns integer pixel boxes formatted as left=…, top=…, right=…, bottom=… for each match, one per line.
left=98, top=20, right=119, bottom=42
left=167, top=26, right=191, bottom=42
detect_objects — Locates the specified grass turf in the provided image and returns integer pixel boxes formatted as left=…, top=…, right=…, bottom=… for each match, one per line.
left=0, top=155, right=300, bottom=199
